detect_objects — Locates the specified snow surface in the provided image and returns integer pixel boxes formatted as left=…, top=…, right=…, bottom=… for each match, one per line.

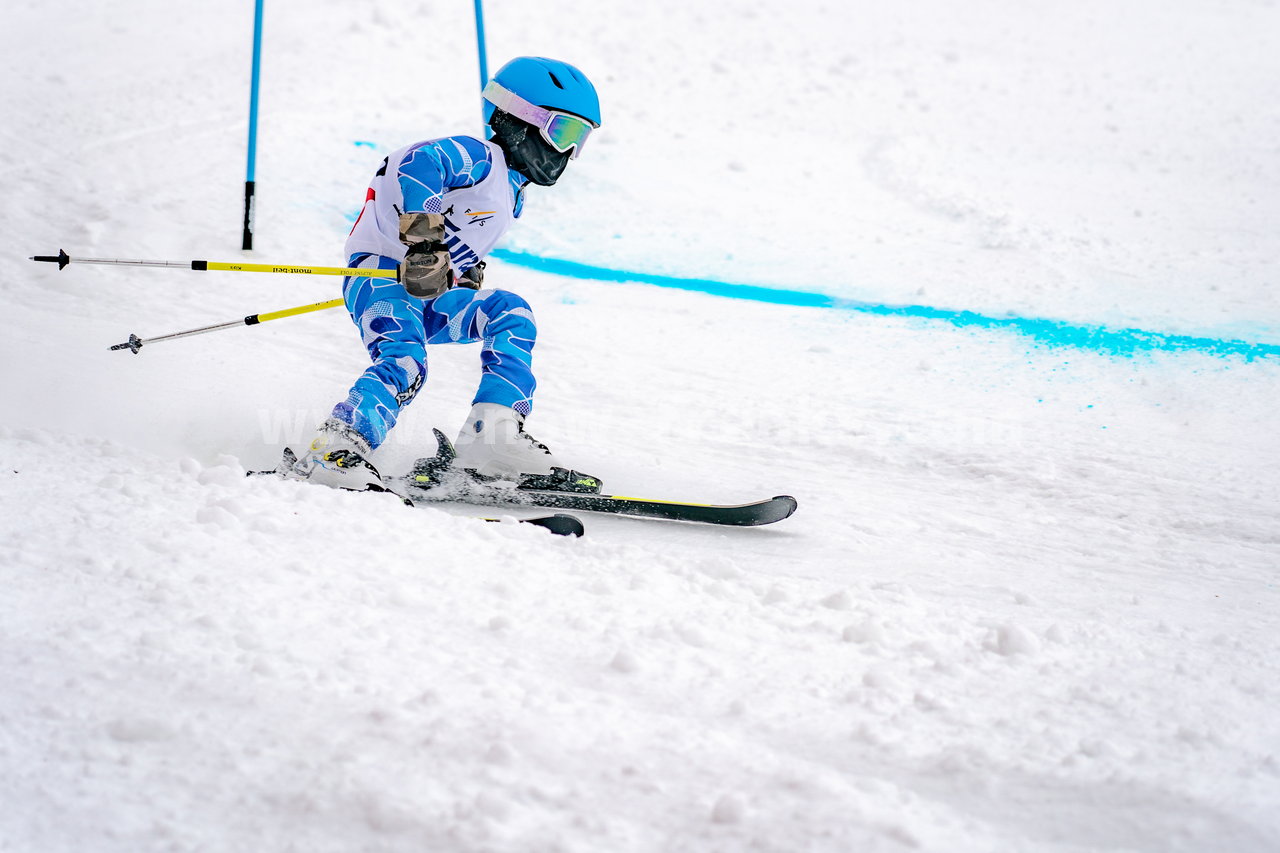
left=3, top=1, right=1280, bottom=851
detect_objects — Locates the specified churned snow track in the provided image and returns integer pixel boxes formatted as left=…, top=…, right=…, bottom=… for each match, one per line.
left=4, top=395, right=1278, bottom=852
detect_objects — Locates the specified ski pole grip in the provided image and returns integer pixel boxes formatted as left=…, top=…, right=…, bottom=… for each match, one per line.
left=30, top=250, right=71, bottom=269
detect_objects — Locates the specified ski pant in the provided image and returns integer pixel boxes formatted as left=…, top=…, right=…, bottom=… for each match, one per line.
left=331, top=253, right=538, bottom=450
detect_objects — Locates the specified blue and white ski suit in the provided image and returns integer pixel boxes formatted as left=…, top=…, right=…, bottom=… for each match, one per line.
left=332, top=136, right=536, bottom=450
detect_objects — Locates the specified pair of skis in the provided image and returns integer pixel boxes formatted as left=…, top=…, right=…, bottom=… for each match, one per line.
left=259, top=430, right=798, bottom=538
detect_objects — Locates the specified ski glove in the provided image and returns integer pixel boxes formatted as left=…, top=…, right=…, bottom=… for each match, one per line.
left=398, top=212, right=453, bottom=298
left=457, top=261, right=485, bottom=290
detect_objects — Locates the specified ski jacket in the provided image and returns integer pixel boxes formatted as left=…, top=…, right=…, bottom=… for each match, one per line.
left=345, top=136, right=526, bottom=277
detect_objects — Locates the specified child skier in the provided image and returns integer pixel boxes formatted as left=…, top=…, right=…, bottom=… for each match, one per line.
left=279, top=56, right=602, bottom=492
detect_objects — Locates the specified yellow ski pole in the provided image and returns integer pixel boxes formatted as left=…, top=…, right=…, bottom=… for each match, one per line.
left=30, top=248, right=398, bottom=281
left=109, top=297, right=347, bottom=354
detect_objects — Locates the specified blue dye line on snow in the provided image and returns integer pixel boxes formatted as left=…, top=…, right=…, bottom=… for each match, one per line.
left=491, top=248, right=1280, bottom=361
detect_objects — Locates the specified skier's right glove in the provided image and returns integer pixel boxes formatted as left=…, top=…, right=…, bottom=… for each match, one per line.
left=457, top=260, right=485, bottom=290
left=399, top=212, right=453, bottom=299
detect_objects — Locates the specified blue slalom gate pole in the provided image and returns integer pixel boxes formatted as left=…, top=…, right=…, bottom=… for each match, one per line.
left=473, top=0, right=489, bottom=133
left=242, top=0, right=264, bottom=250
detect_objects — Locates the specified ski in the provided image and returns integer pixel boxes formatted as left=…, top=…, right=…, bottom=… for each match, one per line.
left=410, top=486, right=798, bottom=526
left=246, top=465, right=586, bottom=537
left=396, top=429, right=798, bottom=527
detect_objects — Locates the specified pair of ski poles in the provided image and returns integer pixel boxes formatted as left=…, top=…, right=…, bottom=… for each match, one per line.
left=29, top=249, right=400, bottom=354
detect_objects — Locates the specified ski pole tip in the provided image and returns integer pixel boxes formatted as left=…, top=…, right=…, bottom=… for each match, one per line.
left=30, top=249, right=71, bottom=269
left=108, top=333, right=143, bottom=354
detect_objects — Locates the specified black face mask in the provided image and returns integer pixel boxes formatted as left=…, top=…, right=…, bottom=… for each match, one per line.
left=490, top=111, right=572, bottom=187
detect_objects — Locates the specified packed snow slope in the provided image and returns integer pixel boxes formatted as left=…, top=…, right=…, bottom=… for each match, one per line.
left=3, top=1, right=1279, bottom=851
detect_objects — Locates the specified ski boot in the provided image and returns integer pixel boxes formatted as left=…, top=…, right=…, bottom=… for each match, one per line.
left=278, top=418, right=386, bottom=492
left=450, top=403, right=602, bottom=493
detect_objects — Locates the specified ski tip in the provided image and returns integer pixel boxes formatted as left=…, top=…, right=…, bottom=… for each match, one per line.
left=479, top=514, right=585, bottom=537
left=770, top=495, right=799, bottom=522
left=523, top=513, right=586, bottom=537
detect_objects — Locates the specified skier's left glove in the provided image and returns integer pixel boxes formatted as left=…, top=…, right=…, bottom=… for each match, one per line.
left=398, top=212, right=453, bottom=298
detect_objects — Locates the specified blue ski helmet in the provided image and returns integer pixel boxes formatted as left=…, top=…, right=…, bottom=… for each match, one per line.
left=483, top=57, right=602, bottom=127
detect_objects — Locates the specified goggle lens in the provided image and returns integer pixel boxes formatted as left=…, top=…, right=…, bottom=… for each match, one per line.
left=542, top=113, right=593, bottom=158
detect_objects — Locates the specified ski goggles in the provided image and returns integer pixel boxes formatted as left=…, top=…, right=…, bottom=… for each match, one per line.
left=483, top=81, right=597, bottom=159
